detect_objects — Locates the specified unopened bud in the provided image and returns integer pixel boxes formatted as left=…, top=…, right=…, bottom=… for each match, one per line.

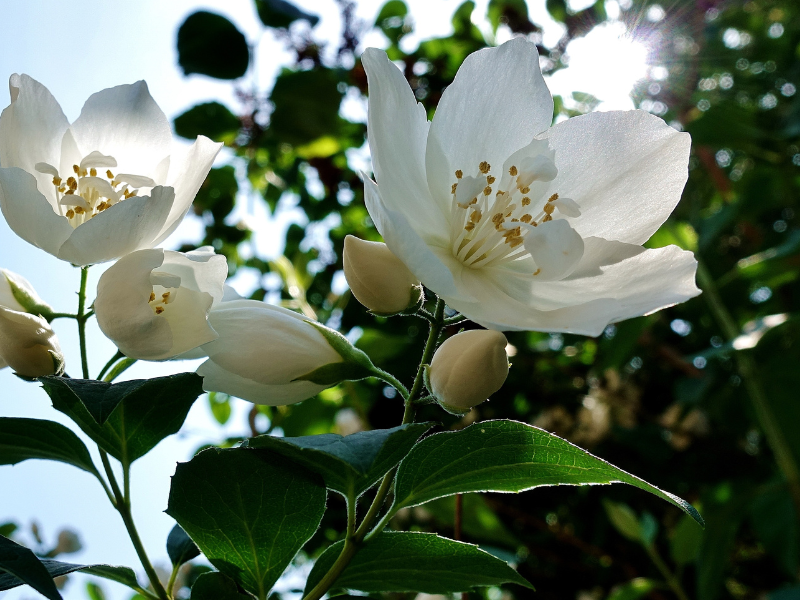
left=343, top=235, right=422, bottom=315
left=1, top=269, right=54, bottom=320
left=0, top=306, right=65, bottom=378
left=427, top=330, right=509, bottom=415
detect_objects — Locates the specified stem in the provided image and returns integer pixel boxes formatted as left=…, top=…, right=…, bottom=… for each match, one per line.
left=369, top=368, right=410, bottom=400
left=166, top=563, right=180, bottom=599
left=97, top=351, right=124, bottom=381
left=77, top=266, right=90, bottom=379
left=697, top=262, right=800, bottom=513
left=645, top=544, right=689, bottom=600
left=47, top=312, right=78, bottom=321
left=408, top=298, right=446, bottom=404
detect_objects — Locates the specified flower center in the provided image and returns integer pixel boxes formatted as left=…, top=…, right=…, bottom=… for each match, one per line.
left=35, top=151, right=155, bottom=230
left=148, top=271, right=180, bottom=316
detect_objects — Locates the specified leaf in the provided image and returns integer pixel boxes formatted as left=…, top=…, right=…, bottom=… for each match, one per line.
left=245, top=423, right=432, bottom=498
left=167, top=524, right=200, bottom=567
left=177, top=11, right=249, bottom=79
left=254, top=0, right=319, bottom=28
left=0, top=535, right=62, bottom=599
left=670, top=514, right=703, bottom=565
left=191, top=572, right=252, bottom=599
left=0, top=558, right=140, bottom=593
left=174, top=102, right=241, bottom=144
left=207, top=392, right=232, bottom=425
left=603, top=500, right=642, bottom=542
left=391, top=420, right=704, bottom=527
left=607, top=578, right=659, bottom=600
left=375, top=0, right=410, bottom=44
left=40, top=373, right=204, bottom=464
left=167, top=447, right=326, bottom=598
left=0, top=417, right=99, bottom=476
left=304, top=532, right=532, bottom=594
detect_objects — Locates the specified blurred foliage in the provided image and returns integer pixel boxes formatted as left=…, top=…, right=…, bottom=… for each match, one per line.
left=167, top=0, right=800, bottom=598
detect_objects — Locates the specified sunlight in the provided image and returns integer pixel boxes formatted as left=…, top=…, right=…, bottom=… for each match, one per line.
left=547, top=20, right=650, bottom=111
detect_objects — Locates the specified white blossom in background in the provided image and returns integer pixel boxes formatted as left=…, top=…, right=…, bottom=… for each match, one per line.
left=362, top=38, right=700, bottom=336
left=0, top=75, right=221, bottom=265
left=197, top=300, right=346, bottom=406
left=94, top=247, right=227, bottom=360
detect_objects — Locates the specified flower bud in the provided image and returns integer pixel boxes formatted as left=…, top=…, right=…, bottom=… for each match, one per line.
left=427, top=329, right=509, bottom=415
left=343, top=235, right=422, bottom=315
left=0, top=306, right=65, bottom=377
left=1, top=269, right=54, bottom=319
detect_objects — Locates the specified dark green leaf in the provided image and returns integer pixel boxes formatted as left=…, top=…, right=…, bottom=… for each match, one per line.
left=85, top=582, right=106, bottom=600
left=177, top=12, right=249, bottom=79
left=603, top=500, right=642, bottom=542
left=0, top=417, right=99, bottom=476
left=167, top=447, right=326, bottom=598
left=671, top=514, right=703, bottom=565
left=191, top=572, right=252, bottom=599
left=174, top=102, right=241, bottom=143
left=750, top=484, right=799, bottom=576
left=255, top=0, right=319, bottom=28
left=608, top=578, right=659, bottom=600
left=304, top=532, right=532, bottom=594
left=0, top=535, right=62, bottom=599
left=392, top=420, right=704, bottom=526
left=167, top=524, right=200, bottom=567
left=0, top=558, right=140, bottom=593
left=375, top=0, right=410, bottom=44
left=41, top=373, right=204, bottom=464
left=246, top=423, right=432, bottom=498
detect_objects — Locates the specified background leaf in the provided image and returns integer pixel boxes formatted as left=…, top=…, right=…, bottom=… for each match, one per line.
left=0, top=558, right=141, bottom=593
left=191, top=571, right=252, bottom=599
left=0, top=535, right=62, bottom=599
left=167, top=524, right=200, bottom=567
left=0, top=417, right=98, bottom=477
left=254, top=0, right=319, bottom=28
left=174, top=102, right=241, bottom=143
left=177, top=11, right=249, bottom=79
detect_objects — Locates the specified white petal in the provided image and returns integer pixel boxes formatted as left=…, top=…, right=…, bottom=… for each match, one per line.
left=0, top=74, right=70, bottom=205
left=523, top=219, right=585, bottom=281
left=455, top=175, right=486, bottom=206
left=79, top=151, right=117, bottom=169
left=536, top=110, right=691, bottom=244
left=116, top=173, right=156, bottom=188
left=34, top=162, right=59, bottom=176
left=151, top=136, right=222, bottom=246
left=162, top=249, right=227, bottom=305
left=516, top=154, right=558, bottom=188
left=56, top=186, right=175, bottom=265
left=0, top=167, right=73, bottom=257
left=78, top=176, right=118, bottom=200
left=68, top=81, right=172, bottom=178
left=553, top=196, right=581, bottom=217
left=158, top=285, right=218, bottom=359
left=362, top=48, right=448, bottom=236
left=426, top=38, right=553, bottom=198
left=363, top=176, right=468, bottom=301
left=150, top=271, right=182, bottom=288
left=198, top=359, right=326, bottom=406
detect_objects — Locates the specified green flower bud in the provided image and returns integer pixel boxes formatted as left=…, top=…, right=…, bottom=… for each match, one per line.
left=428, top=329, right=509, bottom=415
left=343, top=235, right=422, bottom=315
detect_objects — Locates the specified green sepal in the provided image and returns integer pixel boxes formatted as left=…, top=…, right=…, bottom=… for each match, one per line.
left=369, top=284, right=425, bottom=317
left=3, top=272, right=53, bottom=321
left=293, top=321, right=378, bottom=385
left=423, top=364, right=470, bottom=416
left=47, top=351, right=65, bottom=377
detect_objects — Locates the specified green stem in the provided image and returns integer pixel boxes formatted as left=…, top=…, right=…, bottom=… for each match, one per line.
left=369, top=368, right=410, bottom=400
left=77, top=266, right=90, bottom=379
left=697, top=262, right=800, bottom=514
left=165, top=563, right=181, bottom=599
left=47, top=312, right=78, bottom=321
left=645, top=544, right=689, bottom=600
left=97, top=351, right=124, bottom=381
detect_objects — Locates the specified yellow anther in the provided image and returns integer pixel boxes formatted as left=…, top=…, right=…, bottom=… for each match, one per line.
left=509, top=166, right=518, bottom=176
left=72, top=164, right=80, bottom=174
left=509, top=238, right=523, bottom=249
left=464, top=222, right=476, bottom=232
left=65, top=189, right=74, bottom=195
left=491, top=213, right=504, bottom=224
left=106, top=170, right=114, bottom=179
left=469, top=197, right=478, bottom=205
left=155, top=306, right=165, bottom=315
left=542, top=214, right=553, bottom=222
left=520, top=214, right=532, bottom=223
left=65, top=209, right=75, bottom=219
left=149, top=292, right=156, bottom=302
left=451, top=183, right=458, bottom=194
left=162, top=292, right=171, bottom=302
left=124, top=189, right=138, bottom=199
left=520, top=186, right=530, bottom=194
left=90, top=168, right=97, bottom=177
left=487, top=176, right=496, bottom=184
left=80, top=168, right=88, bottom=177
left=58, top=186, right=66, bottom=193
left=511, top=218, right=519, bottom=222
left=455, top=170, right=463, bottom=179
left=521, top=197, right=531, bottom=206
left=97, top=202, right=108, bottom=211
left=483, top=186, right=492, bottom=196
left=548, top=193, right=559, bottom=202
left=533, top=268, right=541, bottom=276
left=479, top=161, right=491, bottom=174
left=470, top=209, right=482, bottom=223
left=543, top=203, right=555, bottom=215
left=67, top=177, right=77, bottom=190
left=52, top=176, right=62, bottom=186
left=74, top=206, right=85, bottom=215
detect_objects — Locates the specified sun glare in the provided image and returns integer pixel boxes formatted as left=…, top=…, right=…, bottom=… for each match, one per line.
left=547, top=20, right=650, bottom=111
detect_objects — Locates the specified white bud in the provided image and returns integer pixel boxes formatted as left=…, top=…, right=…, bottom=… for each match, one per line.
left=0, top=306, right=65, bottom=377
left=1, top=269, right=53, bottom=319
left=343, top=235, right=422, bottom=315
left=428, top=330, right=509, bottom=415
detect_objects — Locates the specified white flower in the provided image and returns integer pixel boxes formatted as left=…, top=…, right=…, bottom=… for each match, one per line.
left=0, top=306, right=64, bottom=377
left=0, top=75, right=222, bottom=265
left=361, top=39, right=700, bottom=336
left=196, top=300, right=348, bottom=405
left=1, top=268, right=52, bottom=316
left=94, top=247, right=227, bottom=360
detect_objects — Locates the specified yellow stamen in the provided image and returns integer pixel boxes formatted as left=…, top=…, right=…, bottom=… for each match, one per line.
left=548, top=193, right=559, bottom=203
left=149, top=292, right=156, bottom=302
left=65, top=209, right=75, bottom=219
left=487, top=176, right=496, bottom=184
left=464, top=222, right=475, bottom=231
left=483, top=186, right=492, bottom=196
left=455, top=170, right=463, bottom=179
left=106, top=170, right=114, bottom=179
left=52, top=176, right=62, bottom=186
left=520, top=186, right=530, bottom=194
left=509, top=166, right=518, bottom=176
left=521, top=197, right=531, bottom=206
left=470, top=209, right=482, bottom=223
left=74, top=206, right=85, bottom=215
left=520, top=214, right=532, bottom=223
left=479, top=161, right=491, bottom=174
left=542, top=214, right=553, bottom=222
left=543, top=203, right=555, bottom=215
left=451, top=183, right=458, bottom=194
left=162, top=292, right=171, bottom=302
left=72, top=165, right=80, bottom=174
left=90, top=168, right=97, bottom=177
left=155, top=306, right=165, bottom=315
left=533, top=268, right=541, bottom=276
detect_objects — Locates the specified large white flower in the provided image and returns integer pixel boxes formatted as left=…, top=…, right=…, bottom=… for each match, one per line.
left=94, top=247, right=227, bottom=360
left=0, top=75, right=222, bottom=265
left=361, top=38, right=700, bottom=336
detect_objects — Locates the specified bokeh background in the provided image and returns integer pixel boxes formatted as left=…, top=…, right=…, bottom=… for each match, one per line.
left=2, top=0, right=800, bottom=599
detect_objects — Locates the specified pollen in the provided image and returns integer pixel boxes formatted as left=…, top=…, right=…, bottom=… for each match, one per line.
left=509, top=166, right=518, bottom=176
left=149, top=292, right=156, bottom=302
left=162, top=292, right=171, bottom=302
left=470, top=209, right=482, bottom=223
left=533, top=268, right=541, bottom=276
left=52, top=176, right=62, bottom=186
left=483, top=186, right=492, bottom=196
left=464, top=222, right=475, bottom=231
left=487, top=176, right=496, bottom=184
left=548, top=193, right=559, bottom=203
left=521, top=197, right=531, bottom=206
left=455, top=170, right=463, bottom=179
left=509, top=238, right=523, bottom=248
left=106, top=170, right=115, bottom=179
left=451, top=183, right=458, bottom=194
left=479, top=161, right=491, bottom=174
left=72, top=165, right=80, bottom=174
left=520, top=214, right=532, bottom=223
left=65, top=209, right=75, bottom=219
left=155, top=306, right=165, bottom=315
left=542, top=214, right=553, bottom=222
left=543, top=203, right=555, bottom=215
left=520, top=186, right=530, bottom=194
left=74, top=206, right=85, bottom=215
left=67, top=177, right=77, bottom=190
left=89, top=168, right=97, bottom=177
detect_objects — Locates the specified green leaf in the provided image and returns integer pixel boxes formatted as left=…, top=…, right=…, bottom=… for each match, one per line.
left=255, top=0, right=319, bottom=28
left=670, top=514, right=703, bottom=565
left=391, top=420, right=704, bottom=527
left=167, top=524, right=200, bottom=567
left=177, top=11, right=249, bottom=79
left=245, top=423, right=432, bottom=498
left=0, top=558, right=141, bottom=593
left=304, top=532, right=532, bottom=594
left=375, top=0, right=410, bottom=44
left=40, top=373, right=204, bottom=464
left=167, top=447, right=326, bottom=598
left=607, top=578, right=659, bottom=600
left=0, top=417, right=99, bottom=476
left=191, top=572, right=252, bottom=599
left=0, top=535, right=62, bottom=599
left=603, top=500, right=642, bottom=542
left=85, top=582, right=106, bottom=600
left=207, top=392, right=232, bottom=425
left=174, top=102, right=241, bottom=143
